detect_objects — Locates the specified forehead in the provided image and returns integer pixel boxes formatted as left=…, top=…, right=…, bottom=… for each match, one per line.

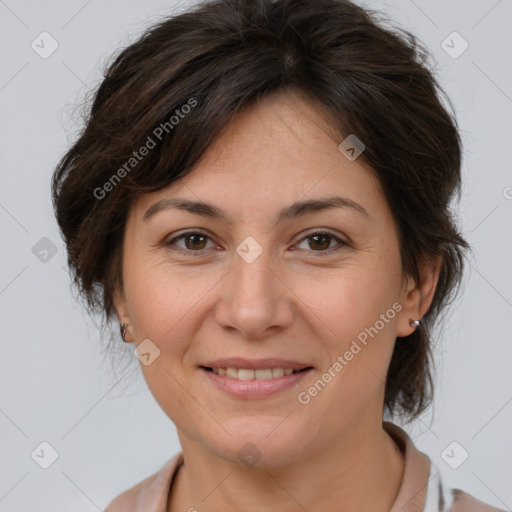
left=130, top=92, right=385, bottom=223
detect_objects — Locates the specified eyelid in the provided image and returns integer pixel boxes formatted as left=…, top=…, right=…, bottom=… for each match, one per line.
left=165, top=228, right=212, bottom=241
left=292, top=228, right=348, bottom=245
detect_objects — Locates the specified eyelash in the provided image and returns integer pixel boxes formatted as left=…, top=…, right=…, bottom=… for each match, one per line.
left=164, top=230, right=349, bottom=257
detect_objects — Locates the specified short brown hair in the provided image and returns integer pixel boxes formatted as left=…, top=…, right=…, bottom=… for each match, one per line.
left=52, top=0, right=470, bottom=423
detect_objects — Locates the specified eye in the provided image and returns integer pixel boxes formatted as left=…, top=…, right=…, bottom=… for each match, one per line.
left=165, top=231, right=220, bottom=254
left=293, top=231, right=349, bottom=255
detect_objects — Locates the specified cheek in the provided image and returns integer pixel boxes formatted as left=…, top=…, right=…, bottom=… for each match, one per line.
left=124, top=257, right=183, bottom=328
left=292, top=263, right=400, bottom=341
left=124, top=260, right=222, bottom=350
left=294, top=259, right=401, bottom=401
left=299, top=272, right=399, bottom=418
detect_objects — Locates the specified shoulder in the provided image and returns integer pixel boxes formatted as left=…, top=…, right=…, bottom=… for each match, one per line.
left=105, top=453, right=183, bottom=512
left=104, top=473, right=154, bottom=512
left=448, top=488, right=506, bottom=512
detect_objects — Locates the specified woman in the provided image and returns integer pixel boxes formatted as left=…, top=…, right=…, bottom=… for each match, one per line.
left=51, top=0, right=503, bottom=510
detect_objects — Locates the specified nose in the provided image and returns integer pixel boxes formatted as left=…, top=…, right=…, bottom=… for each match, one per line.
left=214, top=248, right=294, bottom=340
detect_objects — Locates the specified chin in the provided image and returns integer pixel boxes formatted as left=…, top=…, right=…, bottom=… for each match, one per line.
left=203, top=419, right=314, bottom=469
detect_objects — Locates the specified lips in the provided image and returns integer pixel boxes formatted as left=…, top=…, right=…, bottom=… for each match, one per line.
left=198, top=357, right=313, bottom=397
left=200, top=364, right=313, bottom=399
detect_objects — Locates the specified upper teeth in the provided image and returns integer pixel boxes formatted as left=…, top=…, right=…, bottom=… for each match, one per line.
left=211, top=368, right=295, bottom=380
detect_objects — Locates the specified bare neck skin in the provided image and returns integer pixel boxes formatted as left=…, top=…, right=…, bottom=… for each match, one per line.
left=167, top=414, right=405, bottom=512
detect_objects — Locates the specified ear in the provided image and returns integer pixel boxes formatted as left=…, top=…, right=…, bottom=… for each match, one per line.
left=396, top=254, right=442, bottom=337
left=113, top=285, right=135, bottom=343
left=113, top=284, right=131, bottom=326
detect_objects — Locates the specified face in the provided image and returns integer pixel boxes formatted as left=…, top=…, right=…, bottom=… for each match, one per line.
left=115, top=91, right=435, bottom=467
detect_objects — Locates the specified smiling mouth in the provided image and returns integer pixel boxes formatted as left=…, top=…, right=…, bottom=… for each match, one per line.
left=200, top=366, right=313, bottom=380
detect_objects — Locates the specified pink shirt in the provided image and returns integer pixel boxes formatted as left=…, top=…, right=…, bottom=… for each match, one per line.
left=105, top=421, right=504, bottom=511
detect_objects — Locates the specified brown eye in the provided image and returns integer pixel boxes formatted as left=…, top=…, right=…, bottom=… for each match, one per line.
left=183, top=233, right=208, bottom=250
left=295, top=232, right=349, bottom=255
left=308, top=234, right=331, bottom=251
left=165, top=231, right=216, bottom=254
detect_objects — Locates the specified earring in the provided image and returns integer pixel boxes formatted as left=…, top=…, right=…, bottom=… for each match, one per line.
left=409, top=318, right=420, bottom=329
left=120, top=323, right=130, bottom=342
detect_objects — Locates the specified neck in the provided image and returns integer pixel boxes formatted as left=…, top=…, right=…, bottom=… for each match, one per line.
left=168, top=420, right=405, bottom=512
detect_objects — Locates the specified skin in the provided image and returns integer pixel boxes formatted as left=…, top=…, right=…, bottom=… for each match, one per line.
left=114, top=90, right=441, bottom=512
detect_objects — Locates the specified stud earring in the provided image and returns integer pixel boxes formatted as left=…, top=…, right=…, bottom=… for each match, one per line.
left=120, top=323, right=130, bottom=342
left=409, top=319, right=420, bottom=329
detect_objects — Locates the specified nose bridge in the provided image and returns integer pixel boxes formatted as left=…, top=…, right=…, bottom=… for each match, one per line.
left=234, top=246, right=274, bottom=301
left=214, top=242, right=293, bottom=338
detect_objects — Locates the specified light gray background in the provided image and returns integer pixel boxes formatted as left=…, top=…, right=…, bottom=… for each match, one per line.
left=1, top=0, right=511, bottom=510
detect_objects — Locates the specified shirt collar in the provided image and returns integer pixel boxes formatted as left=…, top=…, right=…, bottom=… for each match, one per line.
left=384, top=421, right=450, bottom=512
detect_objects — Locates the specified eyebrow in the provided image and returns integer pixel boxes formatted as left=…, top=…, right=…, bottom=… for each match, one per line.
left=142, top=195, right=370, bottom=224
